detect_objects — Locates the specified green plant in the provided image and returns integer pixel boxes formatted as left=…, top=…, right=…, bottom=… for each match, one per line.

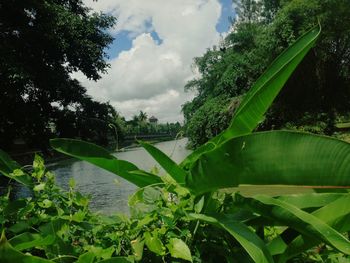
left=2, top=24, right=350, bottom=262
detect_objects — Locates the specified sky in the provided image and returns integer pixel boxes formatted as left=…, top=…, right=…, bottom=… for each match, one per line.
left=75, top=0, right=235, bottom=123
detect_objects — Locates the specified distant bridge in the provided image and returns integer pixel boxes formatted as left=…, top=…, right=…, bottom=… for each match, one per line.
left=124, top=133, right=175, bottom=141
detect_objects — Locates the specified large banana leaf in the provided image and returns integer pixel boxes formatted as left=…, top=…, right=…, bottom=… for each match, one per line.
left=0, top=231, right=53, bottom=263
left=181, top=25, right=320, bottom=169
left=234, top=194, right=350, bottom=256
left=189, top=213, right=273, bottom=263
left=276, top=194, right=350, bottom=262
left=50, top=139, right=162, bottom=187
left=187, top=131, right=350, bottom=194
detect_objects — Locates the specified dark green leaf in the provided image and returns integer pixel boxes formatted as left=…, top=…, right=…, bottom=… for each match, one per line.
left=187, top=131, right=350, bottom=194
left=0, top=231, right=53, bottom=263
left=0, top=150, right=32, bottom=186
left=9, top=232, right=55, bottom=251
left=235, top=194, right=350, bottom=255
left=189, top=213, right=273, bottom=263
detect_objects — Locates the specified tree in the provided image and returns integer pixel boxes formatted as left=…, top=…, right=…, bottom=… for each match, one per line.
left=0, top=0, right=116, bottom=150
left=183, top=0, right=350, bottom=148
left=138, top=111, right=148, bottom=123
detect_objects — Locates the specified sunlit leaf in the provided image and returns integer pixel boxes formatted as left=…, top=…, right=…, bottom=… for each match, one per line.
left=166, top=238, right=192, bottom=262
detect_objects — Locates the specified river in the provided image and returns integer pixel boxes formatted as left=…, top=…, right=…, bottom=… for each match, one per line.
left=46, top=138, right=191, bottom=214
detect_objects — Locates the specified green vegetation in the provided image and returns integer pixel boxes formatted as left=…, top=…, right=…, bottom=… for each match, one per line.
left=0, top=1, right=183, bottom=153
left=2, top=25, right=350, bottom=262
left=117, top=111, right=182, bottom=137
left=0, top=0, right=119, bottom=150
left=183, top=0, right=350, bottom=148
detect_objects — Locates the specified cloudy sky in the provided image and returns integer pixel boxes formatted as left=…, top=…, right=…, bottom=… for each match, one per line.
left=76, top=0, right=235, bottom=123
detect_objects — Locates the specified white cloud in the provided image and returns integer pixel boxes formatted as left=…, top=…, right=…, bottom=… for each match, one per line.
left=77, top=0, right=223, bottom=122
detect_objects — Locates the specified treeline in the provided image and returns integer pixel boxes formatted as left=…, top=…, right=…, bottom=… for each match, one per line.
left=0, top=1, right=181, bottom=153
left=183, top=0, right=350, bottom=148
left=118, top=111, right=181, bottom=136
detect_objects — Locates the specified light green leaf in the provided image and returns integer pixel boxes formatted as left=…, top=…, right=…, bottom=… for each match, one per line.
left=97, top=257, right=134, bottom=263
left=131, top=237, right=144, bottom=261
left=50, top=138, right=162, bottom=187
left=144, top=232, right=165, bottom=256
left=76, top=252, right=95, bottom=263
left=166, top=238, right=192, bottom=262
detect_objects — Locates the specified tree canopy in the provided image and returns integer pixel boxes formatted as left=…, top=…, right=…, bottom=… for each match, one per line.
left=183, top=0, right=350, bottom=148
left=0, top=0, right=117, bottom=150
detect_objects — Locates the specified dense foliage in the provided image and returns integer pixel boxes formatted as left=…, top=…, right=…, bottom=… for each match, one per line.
left=183, top=0, right=350, bottom=147
left=0, top=0, right=117, bottom=150
left=2, top=155, right=350, bottom=263
left=3, top=25, right=350, bottom=262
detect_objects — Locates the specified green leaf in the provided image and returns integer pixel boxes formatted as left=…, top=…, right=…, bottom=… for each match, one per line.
left=187, top=131, right=350, bottom=194
left=166, top=238, right=192, bottom=262
left=0, top=231, right=53, bottom=263
left=139, top=141, right=186, bottom=184
left=181, top=25, right=321, bottom=169
left=277, top=194, right=350, bottom=262
left=0, top=149, right=21, bottom=175
left=76, top=252, right=95, bottom=263
left=131, top=237, right=144, bottom=261
left=9, top=232, right=55, bottom=251
left=144, top=232, right=165, bottom=256
left=50, top=138, right=162, bottom=187
left=97, top=257, right=135, bottom=263
left=277, top=193, right=346, bottom=209
left=235, top=194, right=350, bottom=255
left=194, top=195, right=205, bottom=213
left=189, top=213, right=273, bottom=263
left=0, top=150, right=32, bottom=186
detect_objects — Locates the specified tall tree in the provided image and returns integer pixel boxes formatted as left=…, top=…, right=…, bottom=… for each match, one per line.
left=0, top=0, right=116, bottom=150
left=183, top=0, right=350, bottom=148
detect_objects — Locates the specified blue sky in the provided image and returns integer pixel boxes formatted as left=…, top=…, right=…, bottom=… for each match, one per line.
left=79, top=0, right=235, bottom=122
left=105, top=0, right=234, bottom=60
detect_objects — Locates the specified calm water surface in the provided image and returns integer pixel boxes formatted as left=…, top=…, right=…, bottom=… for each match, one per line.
left=47, top=138, right=191, bottom=214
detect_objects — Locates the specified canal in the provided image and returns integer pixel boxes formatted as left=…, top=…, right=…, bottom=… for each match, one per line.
left=47, top=138, right=191, bottom=214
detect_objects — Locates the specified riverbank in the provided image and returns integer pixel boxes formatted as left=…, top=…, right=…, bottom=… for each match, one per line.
left=8, top=135, right=179, bottom=166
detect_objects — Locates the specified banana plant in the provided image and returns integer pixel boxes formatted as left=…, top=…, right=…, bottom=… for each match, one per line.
left=5, top=24, right=350, bottom=262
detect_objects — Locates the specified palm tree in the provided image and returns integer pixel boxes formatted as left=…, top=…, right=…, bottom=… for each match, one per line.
left=138, top=111, right=148, bottom=123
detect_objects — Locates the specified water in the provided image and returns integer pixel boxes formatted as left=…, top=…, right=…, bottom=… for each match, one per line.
left=46, top=138, right=191, bottom=214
